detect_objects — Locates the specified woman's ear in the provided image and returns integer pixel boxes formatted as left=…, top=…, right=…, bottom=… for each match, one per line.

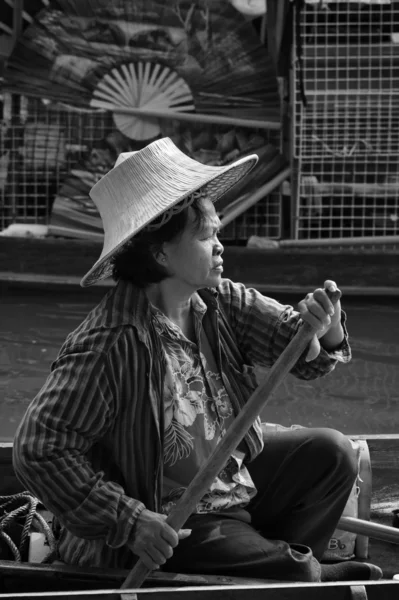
left=153, top=247, right=167, bottom=266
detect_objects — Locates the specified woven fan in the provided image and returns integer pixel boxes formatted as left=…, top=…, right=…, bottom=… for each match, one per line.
left=3, top=0, right=280, bottom=141
left=91, top=61, right=195, bottom=140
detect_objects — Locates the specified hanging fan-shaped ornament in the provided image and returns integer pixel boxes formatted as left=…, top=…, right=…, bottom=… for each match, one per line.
left=2, top=0, right=281, bottom=140
left=90, top=61, right=194, bottom=140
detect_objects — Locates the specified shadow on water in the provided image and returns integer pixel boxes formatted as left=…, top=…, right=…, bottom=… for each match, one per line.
left=0, top=285, right=398, bottom=440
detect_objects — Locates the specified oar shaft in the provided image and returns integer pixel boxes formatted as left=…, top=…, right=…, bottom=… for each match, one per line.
left=121, top=320, right=317, bottom=590
left=339, top=516, right=399, bottom=545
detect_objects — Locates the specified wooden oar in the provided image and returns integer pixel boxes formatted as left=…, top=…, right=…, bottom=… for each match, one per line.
left=121, top=289, right=341, bottom=592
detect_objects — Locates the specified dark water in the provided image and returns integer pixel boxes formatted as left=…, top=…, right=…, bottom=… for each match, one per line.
left=1, top=287, right=398, bottom=441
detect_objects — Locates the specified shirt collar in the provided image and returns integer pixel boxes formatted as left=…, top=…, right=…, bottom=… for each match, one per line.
left=191, top=291, right=207, bottom=316
left=105, top=279, right=220, bottom=331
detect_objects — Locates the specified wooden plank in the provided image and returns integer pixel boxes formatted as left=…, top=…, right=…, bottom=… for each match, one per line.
left=0, top=560, right=269, bottom=591
left=0, top=237, right=398, bottom=294
left=344, top=436, right=399, bottom=472
left=0, top=442, right=24, bottom=496
left=2, top=271, right=399, bottom=298
left=1, top=580, right=399, bottom=600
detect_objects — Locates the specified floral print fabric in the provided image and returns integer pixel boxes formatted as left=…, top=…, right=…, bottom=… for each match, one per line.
left=151, top=295, right=257, bottom=516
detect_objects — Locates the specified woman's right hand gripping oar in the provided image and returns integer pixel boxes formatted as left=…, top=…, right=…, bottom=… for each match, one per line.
left=128, top=508, right=192, bottom=570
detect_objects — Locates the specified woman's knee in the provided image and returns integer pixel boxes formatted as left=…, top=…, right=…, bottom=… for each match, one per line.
left=306, top=428, right=358, bottom=481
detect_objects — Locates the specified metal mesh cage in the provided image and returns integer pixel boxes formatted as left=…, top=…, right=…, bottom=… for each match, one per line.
left=221, top=189, right=282, bottom=241
left=0, top=94, right=113, bottom=229
left=292, top=1, right=399, bottom=241
left=0, top=93, right=282, bottom=241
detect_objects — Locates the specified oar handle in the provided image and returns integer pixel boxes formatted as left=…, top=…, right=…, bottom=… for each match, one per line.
left=121, top=288, right=341, bottom=591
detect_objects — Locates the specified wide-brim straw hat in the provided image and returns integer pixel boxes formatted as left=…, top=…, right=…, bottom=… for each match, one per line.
left=80, top=137, right=258, bottom=287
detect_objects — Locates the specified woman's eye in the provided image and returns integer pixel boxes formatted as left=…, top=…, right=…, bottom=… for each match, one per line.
left=201, top=229, right=220, bottom=240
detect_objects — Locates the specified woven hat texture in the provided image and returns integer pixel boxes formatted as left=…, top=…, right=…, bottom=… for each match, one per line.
left=81, top=137, right=258, bottom=287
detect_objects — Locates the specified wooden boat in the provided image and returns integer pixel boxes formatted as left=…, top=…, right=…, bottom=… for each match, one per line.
left=1, top=434, right=399, bottom=599
left=1, top=236, right=399, bottom=297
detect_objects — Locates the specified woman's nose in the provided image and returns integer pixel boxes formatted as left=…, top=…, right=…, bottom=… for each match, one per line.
left=214, top=240, right=224, bottom=255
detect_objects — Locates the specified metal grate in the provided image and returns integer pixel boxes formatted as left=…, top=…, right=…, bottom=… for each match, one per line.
left=0, top=92, right=282, bottom=241
left=292, top=1, right=399, bottom=241
left=0, top=93, right=114, bottom=229
left=221, top=189, right=282, bottom=241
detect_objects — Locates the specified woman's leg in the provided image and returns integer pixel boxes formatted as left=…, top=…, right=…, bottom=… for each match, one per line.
left=165, top=427, right=356, bottom=582
left=246, top=427, right=358, bottom=560
left=165, top=511, right=321, bottom=582
left=165, top=428, right=383, bottom=582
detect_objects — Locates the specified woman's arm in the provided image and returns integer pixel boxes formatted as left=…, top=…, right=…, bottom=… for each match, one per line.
left=217, top=279, right=351, bottom=381
left=13, top=348, right=145, bottom=550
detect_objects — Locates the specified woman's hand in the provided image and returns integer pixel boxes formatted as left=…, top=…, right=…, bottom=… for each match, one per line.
left=128, top=508, right=192, bottom=570
left=297, top=279, right=344, bottom=362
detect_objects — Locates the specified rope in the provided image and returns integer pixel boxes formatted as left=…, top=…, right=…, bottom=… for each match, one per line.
left=0, top=492, right=57, bottom=563
left=0, top=530, right=21, bottom=562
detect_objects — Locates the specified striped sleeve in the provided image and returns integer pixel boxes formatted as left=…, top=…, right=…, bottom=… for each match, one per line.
left=218, top=279, right=351, bottom=380
left=12, top=346, right=145, bottom=549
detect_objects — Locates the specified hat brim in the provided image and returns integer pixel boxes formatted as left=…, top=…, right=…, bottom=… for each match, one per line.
left=80, top=152, right=258, bottom=287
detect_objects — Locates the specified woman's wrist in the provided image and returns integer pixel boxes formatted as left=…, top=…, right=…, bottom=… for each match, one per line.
left=320, top=322, right=345, bottom=352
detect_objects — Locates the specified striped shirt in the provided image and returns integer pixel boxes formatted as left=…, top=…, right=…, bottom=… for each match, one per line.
left=12, top=278, right=350, bottom=568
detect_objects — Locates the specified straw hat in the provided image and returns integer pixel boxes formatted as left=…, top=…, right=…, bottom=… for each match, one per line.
left=80, top=137, right=258, bottom=287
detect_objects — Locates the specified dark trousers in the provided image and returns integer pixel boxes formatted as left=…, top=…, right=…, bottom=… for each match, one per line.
left=164, top=427, right=358, bottom=582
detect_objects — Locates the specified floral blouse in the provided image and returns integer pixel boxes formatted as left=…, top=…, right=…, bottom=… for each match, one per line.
left=151, top=294, right=257, bottom=516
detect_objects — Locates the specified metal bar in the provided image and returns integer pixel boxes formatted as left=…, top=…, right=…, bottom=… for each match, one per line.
left=279, top=236, right=399, bottom=247
left=338, top=516, right=399, bottom=546
left=109, top=105, right=281, bottom=130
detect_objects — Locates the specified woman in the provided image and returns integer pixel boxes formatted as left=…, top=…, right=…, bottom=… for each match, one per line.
left=13, top=138, right=381, bottom=582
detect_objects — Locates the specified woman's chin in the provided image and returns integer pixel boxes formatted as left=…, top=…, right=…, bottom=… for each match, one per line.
left=208, top=271, right=223, bottom=285
left=189, top=271, right=223, bottom=290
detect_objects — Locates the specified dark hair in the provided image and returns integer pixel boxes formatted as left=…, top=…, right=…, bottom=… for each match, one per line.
left=111, top=197, right=207, bottom=287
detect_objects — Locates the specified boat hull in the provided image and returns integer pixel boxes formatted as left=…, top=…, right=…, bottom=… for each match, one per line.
left=1, top=435, right=399, bottom=598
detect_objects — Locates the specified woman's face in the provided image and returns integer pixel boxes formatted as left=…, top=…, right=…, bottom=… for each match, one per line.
left=162, top=197, right=224, bottom=291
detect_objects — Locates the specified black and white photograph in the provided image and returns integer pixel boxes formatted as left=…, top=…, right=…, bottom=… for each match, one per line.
left=0, top=1, right=398, bottom=599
